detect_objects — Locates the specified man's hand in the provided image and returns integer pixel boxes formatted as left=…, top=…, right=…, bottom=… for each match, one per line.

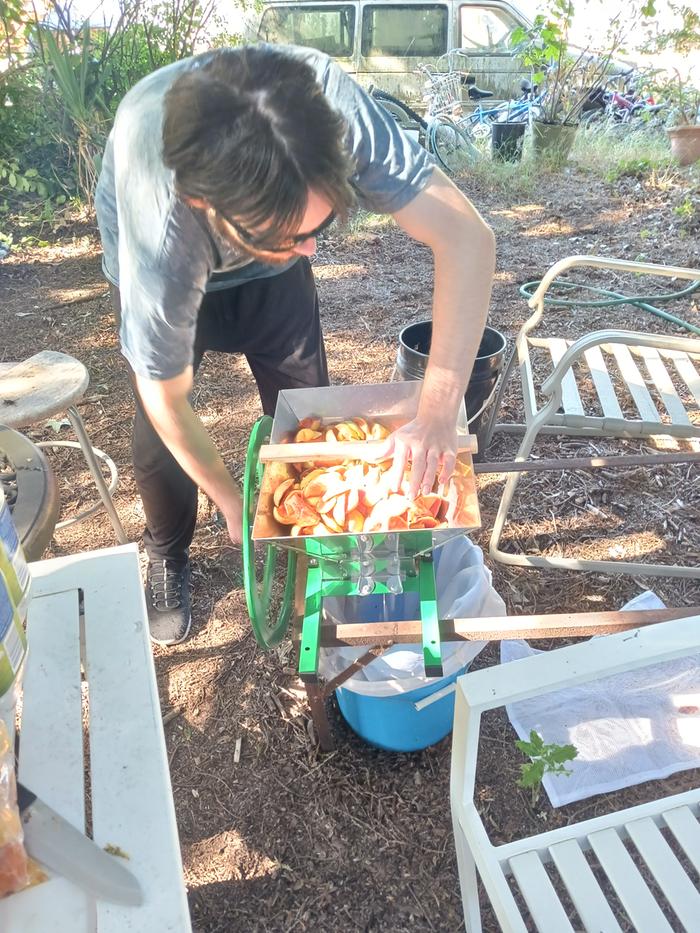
left=221, top=492, right=244, bottom=546
left=384, top=415, right=457, bottom=498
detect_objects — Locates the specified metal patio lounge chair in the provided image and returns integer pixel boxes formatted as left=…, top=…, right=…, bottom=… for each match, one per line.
left=487, top=255, right=700, bottom=579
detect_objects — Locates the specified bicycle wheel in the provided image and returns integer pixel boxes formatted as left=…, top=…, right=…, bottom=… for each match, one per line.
left=377, top=98, right=420, bottom=130
left=370, top=88, right=427, bottom=131
left=580, top=108, right=607, bottom=128
left=428, top=116, right=480, bottom=173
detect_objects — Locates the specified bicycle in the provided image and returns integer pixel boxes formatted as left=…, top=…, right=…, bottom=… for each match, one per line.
left=460, top=78, right=546, bottom=139
left=581, top=68, right=668, bottom=131
left=369, top=86, right=427, bottom=136
left=417, top=65, right=484, bottom=173
left=370, top=63, right=543, bottom=174
left=418, top=64, right=550, bottom=171
left=369, top=75, right=482, bottom=174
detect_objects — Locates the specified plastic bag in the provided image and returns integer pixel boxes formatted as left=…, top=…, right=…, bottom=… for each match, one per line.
left=319, top=535, right=506, bottom=696
left=0, top=720, right=28, bottom=898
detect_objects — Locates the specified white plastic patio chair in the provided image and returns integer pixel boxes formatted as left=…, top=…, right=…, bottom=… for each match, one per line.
left=450, top=611, right=700, bottom=933
left=487, top=255, right=700, bottom=579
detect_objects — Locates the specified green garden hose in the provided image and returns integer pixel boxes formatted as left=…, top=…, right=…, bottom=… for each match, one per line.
left=518, top=278, right=700, bottom=337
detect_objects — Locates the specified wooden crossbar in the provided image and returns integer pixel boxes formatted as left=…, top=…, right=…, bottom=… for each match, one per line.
left=316, top=607, right=700, bottom=647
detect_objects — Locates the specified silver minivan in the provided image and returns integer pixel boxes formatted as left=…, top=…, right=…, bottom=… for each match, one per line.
left=253, top=0, right=533, bottom=107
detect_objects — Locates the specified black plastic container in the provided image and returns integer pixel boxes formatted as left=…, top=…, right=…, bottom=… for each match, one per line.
left=396, top=321, right=507, bottom=457
left=491, top=122, right=526, bottom=162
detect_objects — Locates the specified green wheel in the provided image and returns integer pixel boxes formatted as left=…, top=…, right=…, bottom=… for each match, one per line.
left=242, top=416, right=297, bottom=649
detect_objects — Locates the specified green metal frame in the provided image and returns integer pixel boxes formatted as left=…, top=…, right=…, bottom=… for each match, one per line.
left=298, top=561, right=323, bottom=681
left=242, top=416, right=297, bottom=649
left=296, top=553, right=441, bottom=682
left=419, top=556, right=442, bottom=677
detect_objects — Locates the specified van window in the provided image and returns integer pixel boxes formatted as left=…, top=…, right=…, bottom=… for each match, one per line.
left=258, top=5, right=356, bottom=57
left=361, top=4, right=448, bottom=57
left=459, top=5, right=519, bottom=50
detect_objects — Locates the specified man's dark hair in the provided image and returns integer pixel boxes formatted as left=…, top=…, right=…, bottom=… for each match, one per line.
left=162, top=46, right=356, bottom=234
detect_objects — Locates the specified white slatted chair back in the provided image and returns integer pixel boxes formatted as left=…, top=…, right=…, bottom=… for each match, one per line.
left=450, top=612, right=700, bottom=933
left=526, top=336, right=700, bottom=439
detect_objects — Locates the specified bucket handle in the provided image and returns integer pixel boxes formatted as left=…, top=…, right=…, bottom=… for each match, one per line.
left=389, top=369, right=501, bottom=431
left=466, top=379, right=500, bottom=428
left=413, top=681, right=457, bottom=712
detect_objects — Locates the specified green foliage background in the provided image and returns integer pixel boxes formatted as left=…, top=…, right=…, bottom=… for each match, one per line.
left=0, top=0, right=247, bottom=214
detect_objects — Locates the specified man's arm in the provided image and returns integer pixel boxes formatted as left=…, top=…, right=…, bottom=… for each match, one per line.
left=386, top=168, right=496, bottom=496
left=135, top=368, right=244, bottom=544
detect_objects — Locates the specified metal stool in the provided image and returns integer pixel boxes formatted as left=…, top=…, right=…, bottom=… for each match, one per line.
left=0, top=351, right=127, bottom=543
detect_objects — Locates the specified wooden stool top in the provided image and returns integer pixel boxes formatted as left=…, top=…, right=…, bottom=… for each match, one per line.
left=0, top=351, right=88, bottom=429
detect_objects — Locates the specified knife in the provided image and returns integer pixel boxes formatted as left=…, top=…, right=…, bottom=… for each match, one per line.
left=16, top=782, right=144, bottom=906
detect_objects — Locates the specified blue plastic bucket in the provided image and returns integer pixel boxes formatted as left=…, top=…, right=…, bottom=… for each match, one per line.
left=335, top=664, right=468, bottom=752
left=324, top=589, right=473, bottom=752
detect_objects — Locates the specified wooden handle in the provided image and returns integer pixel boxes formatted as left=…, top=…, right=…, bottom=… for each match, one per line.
left=259, top=434, right=478, bottom=464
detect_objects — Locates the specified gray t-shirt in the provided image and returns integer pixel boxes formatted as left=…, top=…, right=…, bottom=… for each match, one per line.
left=95, top=45, right=434, bottom=381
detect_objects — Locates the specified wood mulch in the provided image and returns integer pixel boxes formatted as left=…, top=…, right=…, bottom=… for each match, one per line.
left=1, top=155, right=699, bottom=931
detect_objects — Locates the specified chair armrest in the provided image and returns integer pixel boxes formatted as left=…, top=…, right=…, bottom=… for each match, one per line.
left=457, top=613, right=700, bottom=713
left=528, top=255, right=700, bottom=310
left=540, top=329, right=700, bottom=397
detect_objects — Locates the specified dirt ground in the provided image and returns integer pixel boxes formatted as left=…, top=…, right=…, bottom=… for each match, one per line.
left=2, top=155, right=700, bottom=932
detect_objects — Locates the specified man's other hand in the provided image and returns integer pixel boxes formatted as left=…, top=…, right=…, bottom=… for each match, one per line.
left=223, top=492, right=244, bottom=546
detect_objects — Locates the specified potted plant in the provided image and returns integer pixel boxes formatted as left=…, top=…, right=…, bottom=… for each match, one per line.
left=510, top=0, right=623, bottom=165
left=664, top=71, right=700, bottom=165
left=642, top=4, right=700, bottom=165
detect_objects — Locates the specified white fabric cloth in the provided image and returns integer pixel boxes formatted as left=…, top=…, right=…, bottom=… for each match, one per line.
left=502, top=591, right=700, bottom=807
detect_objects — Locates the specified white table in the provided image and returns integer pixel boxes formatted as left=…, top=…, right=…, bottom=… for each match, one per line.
left=0, top=544, right=192, bottom=932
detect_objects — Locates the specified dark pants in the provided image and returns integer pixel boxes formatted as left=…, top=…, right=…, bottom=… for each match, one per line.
left=111, top=258, right=328, bottom=566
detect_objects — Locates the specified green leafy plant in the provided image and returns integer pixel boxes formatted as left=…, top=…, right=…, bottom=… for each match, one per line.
left=510, top=0, right=625, bottom=127
left=1, top=0, right=243, bottom=212
left=1, top=0, right=31, bottom=70
left=661, top=70, right=700, bottom=127
left=642, top=2, right=699, bottom=56
left=641, top=4, right=700, bottom=126
left=516, top=730, right=578, bottom=807
left=674, top=195, right=695, bottom=219
left=34, top=20, right=111, bottom=203
left=672, top=191, right=699, bottom=234
left=0, top=159, right=49, bottom=197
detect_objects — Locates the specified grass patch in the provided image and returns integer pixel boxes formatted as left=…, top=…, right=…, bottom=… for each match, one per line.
left=456, top=150, right=540, bottom=197
left=571, top=123, right=675, bottom=182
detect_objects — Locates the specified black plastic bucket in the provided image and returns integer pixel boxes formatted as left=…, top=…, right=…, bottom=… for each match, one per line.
left=396, top=321, right=507, bottom=458
left=491, top=122, right=526, bottom=162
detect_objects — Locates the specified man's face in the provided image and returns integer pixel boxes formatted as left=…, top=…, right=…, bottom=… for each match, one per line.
left=209, top=190, right=336, bottom=265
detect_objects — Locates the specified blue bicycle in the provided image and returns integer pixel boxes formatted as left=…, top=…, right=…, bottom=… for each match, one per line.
left=458, top=79, right=546, bottom=140
left=370, top=66, right=545, bottom=174
left=370, top=70, right=490, bottom=173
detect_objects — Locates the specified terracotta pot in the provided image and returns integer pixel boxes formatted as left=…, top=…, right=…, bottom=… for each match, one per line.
left=532, top=121, right=578, bottom=166
left=667, top=124, right=700, bottom=166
